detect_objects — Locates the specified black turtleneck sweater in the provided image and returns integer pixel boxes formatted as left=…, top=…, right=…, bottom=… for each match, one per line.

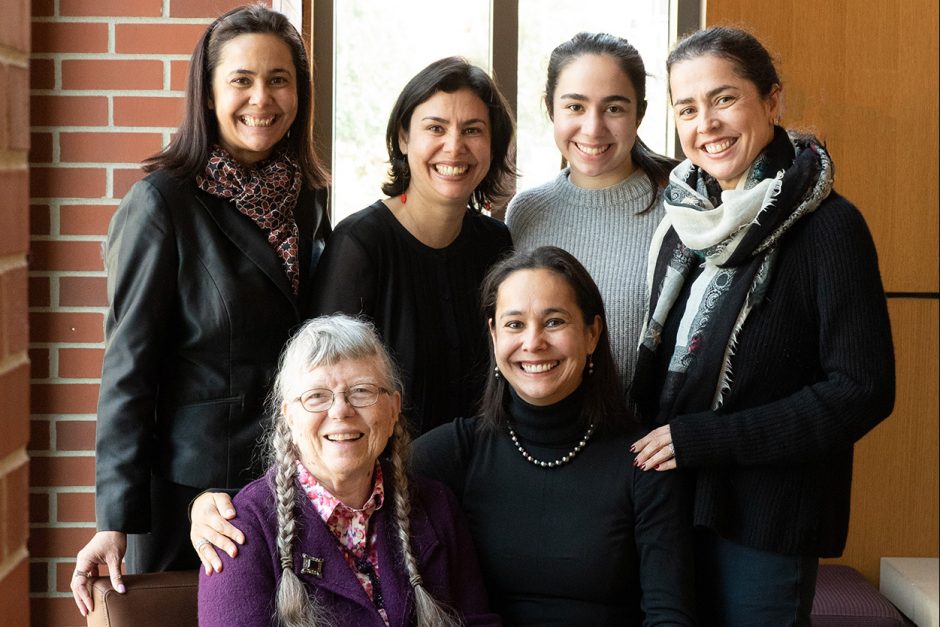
left=412, top=388, right=696, bottom=626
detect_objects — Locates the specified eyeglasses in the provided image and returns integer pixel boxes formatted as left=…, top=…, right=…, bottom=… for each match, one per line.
left=294, top=383, right=391, bottom=412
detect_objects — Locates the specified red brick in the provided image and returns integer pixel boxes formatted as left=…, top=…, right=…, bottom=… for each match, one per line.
left=8, top=65, right=30, bottom=151
left=30, top=382, right=100, bottom=414
left=2, top=462, right=30, bottom=550
left=62, top=60, right=163, bottom=91
left=60, top=204, right=116, bottom=236
left=29, top=132, right=53, bottom=164
left=30, top=493, right=50, bottom=524
left=29, top=418, right=51, bottom=451
left=115, top=23, right=207, bottom=55
left=29, top=456, right=95, bottom=488
left=29, top=241, right=104, bottom=272
left=0, top=169, right=29, bottom=255
left=56, top=492, right=96, bottom=523
left=0, top=0, right=29, bottom=51
left=56, top=420, right=97, bottom=451
left=0, top=366, right=29, bottom=457
left=31, top=596, right=85, bottom=627
left=170, top=0, right=264, bottom=18
left=29, top=312, right=104, bottom=343
left=30, top=167, right=107, bottom=199
left=0, top=560, right=29, bottom=627
left=32, top=0, right=55, bottom=16
left=61, top=0, right=163, bottom=17
left=31, top=95, right=108, bottom=127
left=113, top=168, right=145, bottom=198
left=1, top=267, right=29, bottom=354
left=114, top=96, right=185, bottom=128
left=29, top=277, right=51, bottom=307
left=59, top=277, right=108, bottom=308
left=0, top=65, right=8, bottom=151
left=29, top=348, right=51, bottom=379
left=170, top=60, right=190, bottom=91
left=30, top=58, right=55, bottom=90
left=32, top=22, right=109, bottom=54
left=28, top=525, right=96, bottom=557
left=60, top=132, right=163, bottom=165
left=30, top=560, right=48, bottom=596
left=30, top=204, right=51, bottom=236
left=58, top=348, right=104, bottom=379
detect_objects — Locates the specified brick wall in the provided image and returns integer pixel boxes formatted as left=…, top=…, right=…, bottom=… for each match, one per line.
left=28, top=2, right=270, bottom=625
left=1, top=0, right=32, bottom=623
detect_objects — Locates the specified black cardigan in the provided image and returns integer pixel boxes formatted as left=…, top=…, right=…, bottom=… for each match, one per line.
left=634, top=193, right=895, bottom=557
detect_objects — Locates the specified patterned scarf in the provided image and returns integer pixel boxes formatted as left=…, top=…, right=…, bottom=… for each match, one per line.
left=633, top=127, right=834, bottom=424
left=196, top=144, right=303, bottom=294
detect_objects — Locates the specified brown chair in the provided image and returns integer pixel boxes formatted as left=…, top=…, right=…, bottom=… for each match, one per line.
left=85, top=571, right=199, bottom=627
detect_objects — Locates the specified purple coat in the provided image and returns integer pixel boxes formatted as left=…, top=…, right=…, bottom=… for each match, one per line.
left=198, top=465, right=499, bottom=626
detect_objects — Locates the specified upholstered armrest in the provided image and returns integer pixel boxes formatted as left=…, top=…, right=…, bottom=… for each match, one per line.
left=86, top=571, right=198, bottom=627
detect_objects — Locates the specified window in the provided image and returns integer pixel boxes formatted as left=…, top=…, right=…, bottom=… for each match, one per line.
left=332, top=0, right=492, bottom=220
left=312, top=0, right=699, bottom=223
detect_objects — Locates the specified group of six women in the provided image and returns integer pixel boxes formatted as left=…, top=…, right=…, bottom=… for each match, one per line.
left=70, top=5, right=895, bottom=626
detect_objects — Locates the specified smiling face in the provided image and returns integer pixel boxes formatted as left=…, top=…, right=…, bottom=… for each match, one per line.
left=551, top=54, right=641, bottom=189
left=283, top=357, right=400, bottom=501
left=398, top=88, right=492, bottom=208
left=670, top=54, right=780, bottom=190
left=490, top=269, right=601, bottom=406
left=210, top=33, right=298, bottom=165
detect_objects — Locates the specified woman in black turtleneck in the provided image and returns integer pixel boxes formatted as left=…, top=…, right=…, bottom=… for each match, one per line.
left=413, top=246, right=696, bottom=626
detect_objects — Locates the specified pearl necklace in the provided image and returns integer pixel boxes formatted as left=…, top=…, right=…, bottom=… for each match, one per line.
left=507, top=422, right=595, bottom=468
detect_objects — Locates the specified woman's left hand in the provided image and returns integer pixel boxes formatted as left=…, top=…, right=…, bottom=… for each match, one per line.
left=631, top=425, right=677, bottom=471
left=190, top=491, right=243, bottom=575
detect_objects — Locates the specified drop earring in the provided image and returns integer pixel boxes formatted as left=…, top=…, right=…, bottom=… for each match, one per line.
left=494, top=365, right=501, bottom=380
left=587, top=354, right=594, bottom=376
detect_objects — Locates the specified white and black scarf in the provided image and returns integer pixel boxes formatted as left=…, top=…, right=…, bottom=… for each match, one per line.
left=633, top=127, right=834, bottom=423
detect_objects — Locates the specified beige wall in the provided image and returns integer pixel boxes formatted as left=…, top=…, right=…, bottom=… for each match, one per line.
left=705, top=0, right=940, bottom=584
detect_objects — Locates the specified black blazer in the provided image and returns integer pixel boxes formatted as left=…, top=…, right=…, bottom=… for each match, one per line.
left=94, top=169, right=330, bottom=533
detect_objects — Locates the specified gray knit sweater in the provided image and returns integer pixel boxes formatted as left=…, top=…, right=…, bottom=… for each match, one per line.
left=506, top=168, right=663, bottom=392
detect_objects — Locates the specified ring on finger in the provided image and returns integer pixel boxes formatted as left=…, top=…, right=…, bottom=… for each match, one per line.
left=73, top=568, right=94, bottom=579
left=195, top=537, right=211, bottom=551
left=667, top=443, right=676, bottom=458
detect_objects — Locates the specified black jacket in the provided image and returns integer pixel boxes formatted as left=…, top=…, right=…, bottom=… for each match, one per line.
left=95, top=169, right=330, bottom=533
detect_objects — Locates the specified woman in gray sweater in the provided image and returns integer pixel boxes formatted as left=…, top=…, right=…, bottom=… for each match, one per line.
left=506, top=33, right=676, bottom=395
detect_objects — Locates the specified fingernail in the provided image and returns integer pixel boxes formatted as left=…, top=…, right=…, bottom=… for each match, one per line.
left=205, top=564, right=211, bottom=575
left=629, top=445, right=636, bottom=453
left=228, top=549, right=236, bottom=558
left=117, top=584, right=126, bottom=594
left=224, top=509, right=236, bottom=517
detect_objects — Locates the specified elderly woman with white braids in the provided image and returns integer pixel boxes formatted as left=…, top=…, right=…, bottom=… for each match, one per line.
left=197, top=315, right=498, bottom=627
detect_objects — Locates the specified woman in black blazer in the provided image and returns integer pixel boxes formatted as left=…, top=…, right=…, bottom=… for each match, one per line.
left=70, top=6, right=330, bottom=617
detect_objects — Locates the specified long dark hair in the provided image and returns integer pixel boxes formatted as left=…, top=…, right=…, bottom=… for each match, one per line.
left=544, top=32, right=676, bottom=211
left=667, top=26, right=781, bottom=99
left=143, top=4, right=329, bottom=189
left=382, top=56, right=517, bottom=212
left=479, top=246, right=632, bottom=433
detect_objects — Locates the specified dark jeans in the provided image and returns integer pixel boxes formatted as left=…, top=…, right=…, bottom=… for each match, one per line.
left=125, top=475, right=203, bottom=573
left=695, top=527, right=819, bottom=627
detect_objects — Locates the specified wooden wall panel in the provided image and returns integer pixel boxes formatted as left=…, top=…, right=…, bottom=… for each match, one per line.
left=705, top=0, right=940, bottom=585
left=828, top=299, right=939, bottom=583
left=704, top=0, right=939, bottom=293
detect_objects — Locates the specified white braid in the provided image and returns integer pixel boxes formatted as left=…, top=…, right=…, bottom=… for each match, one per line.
left=272, top=417, right=332, bottom=626
left=388, top=421, right=463, bottom=627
